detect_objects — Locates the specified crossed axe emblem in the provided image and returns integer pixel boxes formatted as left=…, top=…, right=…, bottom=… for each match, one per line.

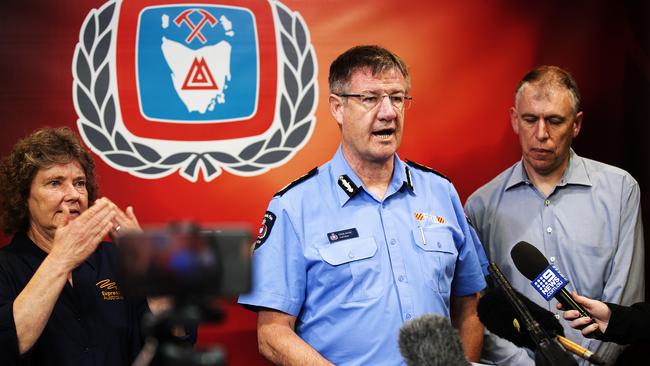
left=174, top=9, right=218, bottom=44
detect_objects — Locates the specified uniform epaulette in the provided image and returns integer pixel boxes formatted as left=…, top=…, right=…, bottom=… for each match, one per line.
left=274, top=167, right=319, bottom=197
left=406, top=160, right=450, bottom=182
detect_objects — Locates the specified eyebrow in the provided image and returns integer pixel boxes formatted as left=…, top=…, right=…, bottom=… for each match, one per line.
left=519, top=113, right=539, bottom=118
left=41, top=174, right=86, bottom=182
left=519, top=112, right=565, bottom=120
left=41, top=174, right=64, bottom=181
left=361, top=89, right=406, bottom=95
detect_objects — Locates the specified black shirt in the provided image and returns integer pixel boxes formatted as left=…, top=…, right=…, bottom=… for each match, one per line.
left=0, top=233, right=148, bottom=365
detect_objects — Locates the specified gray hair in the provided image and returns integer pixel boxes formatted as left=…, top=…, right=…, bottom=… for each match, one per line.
left=514, top=65, right=581, bottom=113
left=328, top=45, right=410, bottom=94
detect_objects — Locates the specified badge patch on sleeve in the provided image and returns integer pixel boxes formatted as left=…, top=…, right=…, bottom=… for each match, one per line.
left=254, top=211, right=276, bottom=250
left=327, top=228, right=359, bottom=243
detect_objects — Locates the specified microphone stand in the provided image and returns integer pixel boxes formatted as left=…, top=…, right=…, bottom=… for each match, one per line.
left=488, top=263, right=577, bottom=366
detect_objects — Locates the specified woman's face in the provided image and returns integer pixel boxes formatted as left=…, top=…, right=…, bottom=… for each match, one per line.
left=27, top=160, right=89, bottom=238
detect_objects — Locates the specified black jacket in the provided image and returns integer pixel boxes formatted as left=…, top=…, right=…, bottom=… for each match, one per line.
left=0, top=233, right=148, bottom=365
left=602, top=302, right=650, bottom=345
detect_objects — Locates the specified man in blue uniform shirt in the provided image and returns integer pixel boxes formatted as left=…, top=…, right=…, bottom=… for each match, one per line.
left=238, top=45, right=487, bottom=365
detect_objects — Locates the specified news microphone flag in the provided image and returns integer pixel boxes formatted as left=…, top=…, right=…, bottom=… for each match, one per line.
left=531, top=265, right=569, bottom=301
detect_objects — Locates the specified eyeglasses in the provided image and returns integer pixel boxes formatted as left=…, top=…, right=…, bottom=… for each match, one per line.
left=336, top=93, right=413, bottom=111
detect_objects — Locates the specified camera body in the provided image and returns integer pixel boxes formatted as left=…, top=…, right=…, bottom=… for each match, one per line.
left=116, top=226, right=252, bottom=298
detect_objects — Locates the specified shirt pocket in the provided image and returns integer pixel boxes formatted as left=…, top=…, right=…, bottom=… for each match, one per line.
left=412, top=227, right=458, bottom=293
left=317, top=236, right=382, bottom=302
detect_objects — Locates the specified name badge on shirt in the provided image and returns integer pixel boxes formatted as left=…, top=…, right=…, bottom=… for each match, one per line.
left=327, top=228, right=359, bottom=243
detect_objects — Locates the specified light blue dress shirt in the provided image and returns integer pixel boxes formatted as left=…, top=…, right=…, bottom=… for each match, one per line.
left=465, top=149, right=645, bottom=366
left=239, top=146, right=487, bottom=366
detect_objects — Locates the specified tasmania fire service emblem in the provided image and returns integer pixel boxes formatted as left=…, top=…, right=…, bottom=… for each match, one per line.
left=73, top=0, right=317, bottom=181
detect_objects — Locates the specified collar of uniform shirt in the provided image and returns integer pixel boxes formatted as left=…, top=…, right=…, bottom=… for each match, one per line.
left=330, top=145, right=414, bottom=206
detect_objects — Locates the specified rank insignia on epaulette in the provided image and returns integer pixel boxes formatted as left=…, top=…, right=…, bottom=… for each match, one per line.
left=465, top=215, right=475, bottom=228
left=406, top=160, right=450, bottom=182
left=274, top=167, right=318, bottom=197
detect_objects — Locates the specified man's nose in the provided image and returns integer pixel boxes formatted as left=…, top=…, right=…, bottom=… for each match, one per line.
left=377, top=95, right=398, bottom=120
left=534, top=120, right=550, bottom=140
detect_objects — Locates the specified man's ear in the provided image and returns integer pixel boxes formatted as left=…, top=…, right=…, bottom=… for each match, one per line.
left=573, top=111, right=583, bottom=138
left=329, top=94, right=344, bottom=127
left=510, top=107, right=519, bottom=135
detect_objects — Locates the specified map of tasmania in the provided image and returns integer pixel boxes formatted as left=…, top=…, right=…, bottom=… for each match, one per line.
left=161, top=37, right=232, bottom=114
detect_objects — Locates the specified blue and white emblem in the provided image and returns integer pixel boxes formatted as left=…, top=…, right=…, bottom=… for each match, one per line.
left=138, top=6, right=257, bottom=120
left=72, top=0, right=317, bottom=182
left=531, top=265, right=569, bottom=301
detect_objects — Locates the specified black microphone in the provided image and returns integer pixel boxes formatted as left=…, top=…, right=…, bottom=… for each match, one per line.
left=478, top=287, right=565, bottom=350
left=479, top=287, right=606, bottom=366
left=510, top=241, right=601, bottom=337
left=398, top=314, right=470, bottom=366
left=487, top=262, right=577, bottom=366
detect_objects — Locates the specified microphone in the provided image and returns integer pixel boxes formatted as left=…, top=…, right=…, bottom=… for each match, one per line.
left=556, top=336, right=605, bottom=366
left=487, top=262, right=577, bottom=366
left=478, top=287, right=565, bottom=350
left=479, top=287, right=606, bottom=365
left=398, top=314, right=470, bottom=366
left=510, top=241, right=601, bottom=337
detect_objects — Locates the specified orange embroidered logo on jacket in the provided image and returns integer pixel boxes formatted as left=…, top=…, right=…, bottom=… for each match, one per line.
left=96, top=279, right=124, bottom=300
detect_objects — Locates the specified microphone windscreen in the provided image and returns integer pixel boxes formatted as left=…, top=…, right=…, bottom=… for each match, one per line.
left=511, top=241, right=549, bottom=281
left=399, top=314, right=470, bottom=366
left=478, top=288, right=564, bottom=350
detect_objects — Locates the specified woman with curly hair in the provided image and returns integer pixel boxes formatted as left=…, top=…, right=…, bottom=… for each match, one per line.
left=0, top=127, right=150, bottom=365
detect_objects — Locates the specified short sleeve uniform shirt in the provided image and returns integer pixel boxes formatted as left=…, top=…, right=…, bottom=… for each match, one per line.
left=239, top=146, right=486, bottom=365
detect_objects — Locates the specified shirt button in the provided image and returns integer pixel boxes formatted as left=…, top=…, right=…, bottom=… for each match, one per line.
left=84, top=347, right=89, bottom=352
left=347, top=251, right=355, bottom=259
left=398, top=275, right=406, bottom=282
left=554, top=313, right=560, bottom=320
left=546, top=227, right=553, bottom=234
left=390, top=239, right=396, bottom=245
left=550, top=256, right=556, bottom=263
left=405, top=313, right=412, bottom=320
left=544, top=199, right=550, bottom=206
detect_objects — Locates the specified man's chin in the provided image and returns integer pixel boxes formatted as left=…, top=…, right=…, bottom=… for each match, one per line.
left=527, top=160, right=560, bottom=176
left=372, top=141, right=398, bottom=154
left=367, top=151, right=395, bottom=164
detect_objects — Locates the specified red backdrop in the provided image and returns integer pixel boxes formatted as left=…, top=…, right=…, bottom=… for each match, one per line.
left=1, top=0, right=648, bottom=364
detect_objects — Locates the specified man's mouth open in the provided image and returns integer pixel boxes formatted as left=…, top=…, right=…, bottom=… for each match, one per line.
left=372, top=128, right=395, bottom=139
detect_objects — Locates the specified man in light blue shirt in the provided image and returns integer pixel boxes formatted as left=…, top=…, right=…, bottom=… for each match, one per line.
left=465, top=65, right=644, bottom=365
left=239, top=45, right=487, bottom=365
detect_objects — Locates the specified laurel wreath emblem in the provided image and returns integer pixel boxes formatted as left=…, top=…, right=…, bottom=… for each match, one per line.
left=73, top=0, right=317, bottom=181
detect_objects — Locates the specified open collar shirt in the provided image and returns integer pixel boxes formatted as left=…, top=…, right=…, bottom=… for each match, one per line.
left=465, top=149, right=644, bottom=365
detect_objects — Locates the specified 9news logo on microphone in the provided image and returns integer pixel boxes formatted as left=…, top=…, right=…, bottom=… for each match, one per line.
left=531, top=265, right=569, bottom=301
